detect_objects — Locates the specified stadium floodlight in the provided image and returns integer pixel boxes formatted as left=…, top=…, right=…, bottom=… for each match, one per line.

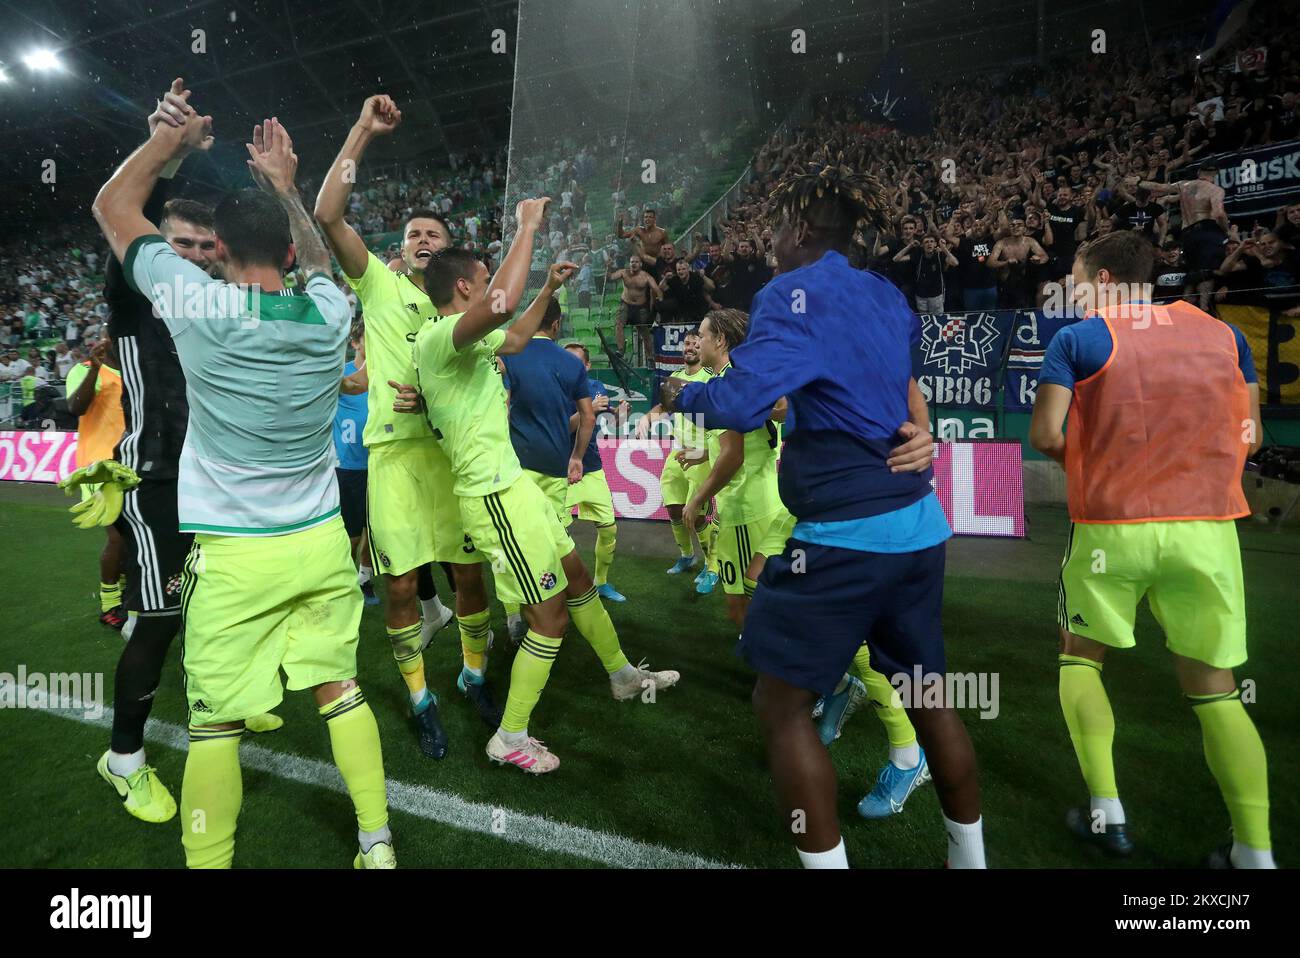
left=0, top=66, right=10, bottom=83
left=22, top=48, right=61, bottom=71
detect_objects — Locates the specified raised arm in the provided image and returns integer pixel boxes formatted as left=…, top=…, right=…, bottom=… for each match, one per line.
left=451, top=197, right=552, bottom=351
left=313, top=95, right=401, bottom=280
left=246, top=118, right=330, bottom=276
left=498, top=261, right=579, bottom=355
left=92, top=83, right=213, bottom=263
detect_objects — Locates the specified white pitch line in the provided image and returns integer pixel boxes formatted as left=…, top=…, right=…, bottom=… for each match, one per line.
left=10, top=687, right=741, bottom=870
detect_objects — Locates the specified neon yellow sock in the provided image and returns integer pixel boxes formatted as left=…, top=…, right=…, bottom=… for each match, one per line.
left=386, top=623, right=427, bottom=698
left=320, top=687, right=388, bottom=834
left=701, top=522, right=720, bottom=574
left=670, top=520, right=692, bottom=558
left=458, top=608, right=492, bottom=673
left=1058, top=655, right=1118, bottom=799
left=502, top=630, right=563, bottom=732
left=851, top=646, right=915, bottom=749
left=594, top=523, right=617, bottom=586
left=1190, top=691, right=1271, bottom=850
left=100, top=580, right=122, bottom=613
left=181, top=725, right=243, bottom=869
left=566, top=585, right=629, bottom=674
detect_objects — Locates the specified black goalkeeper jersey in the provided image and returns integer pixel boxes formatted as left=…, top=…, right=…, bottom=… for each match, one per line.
left=105, top=179, right=190, bottom=481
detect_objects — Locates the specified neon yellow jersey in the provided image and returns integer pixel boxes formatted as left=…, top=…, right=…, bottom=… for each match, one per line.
left=707, top=363, right=783, bottom=524
left=345, top=251, right=440, bottom=447
left=672, top=365, right=714, bottom=452
left=412, top=311, right=520, bottom=498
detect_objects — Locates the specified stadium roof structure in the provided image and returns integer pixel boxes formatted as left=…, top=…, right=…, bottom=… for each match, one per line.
left=0, top=0, right=1211, bottom=225
left=0, top=0, right=521, bottom=218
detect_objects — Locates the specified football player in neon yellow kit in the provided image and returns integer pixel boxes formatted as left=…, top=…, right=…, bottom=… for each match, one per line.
left=315, top=94, right=497, bottom=759
left=636, top=329, right=719, bottom=592
left=396, top=198, right=680, bottom=774
left=684, top=309, right=794, bottom=629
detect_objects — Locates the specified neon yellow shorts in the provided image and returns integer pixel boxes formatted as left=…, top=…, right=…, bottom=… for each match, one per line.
left=716, top=507, right=796, bottom=596
left=180, top=515, right=361, bottom=725
left=520, top=468, right=583, bottom=543
left=460, top=475, right=572, bottom=608
left=367, top=438, right=479, bottom=574
left=566, top=468, right=616, bottom=526
left=659, top=453, right=707, bottom=508
left=1058, top=520, right=1247, bottom=669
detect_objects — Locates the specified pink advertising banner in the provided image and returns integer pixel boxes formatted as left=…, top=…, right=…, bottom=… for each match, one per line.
left=0, top=430, right=79, bottom=484
left=1, top=432, right=1027, bottom=538
left=595, top=438, right=1025, bottom=537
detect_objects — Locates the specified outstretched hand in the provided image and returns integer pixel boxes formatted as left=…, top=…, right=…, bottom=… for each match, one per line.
left=148, top=78, right=213, bottom=157
left=246, top=117, right=298, bottom=195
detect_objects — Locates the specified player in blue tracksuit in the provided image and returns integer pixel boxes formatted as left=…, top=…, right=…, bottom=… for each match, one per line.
left=663, top=164, right=985, bottom=869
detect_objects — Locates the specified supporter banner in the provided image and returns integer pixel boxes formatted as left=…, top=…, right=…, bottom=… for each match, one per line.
left=0, top=430, right=78, bottom=484
left=1209, top=139, right=1300, bottom=218
left=594, top=438, right=1025, bottom=537
left=1218, top=304, right=1300, bottom=405
left=912, top=311, right=1016, bottom=410
left=1003, top=310, right=1084, bottom=412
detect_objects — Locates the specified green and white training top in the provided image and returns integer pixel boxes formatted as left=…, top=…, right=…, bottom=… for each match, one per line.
left=125, top=235, right=351, bottom=536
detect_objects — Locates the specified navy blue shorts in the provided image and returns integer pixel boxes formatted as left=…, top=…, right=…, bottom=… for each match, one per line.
left=739, top=538, right=947, bottom=697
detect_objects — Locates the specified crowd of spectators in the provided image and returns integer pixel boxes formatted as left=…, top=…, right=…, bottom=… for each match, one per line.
left=6, top=11, right=1300, bottom=402
left=605, top=7, right=1300, bottom=322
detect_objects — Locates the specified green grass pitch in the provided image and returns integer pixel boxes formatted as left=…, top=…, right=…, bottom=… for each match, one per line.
left=1, top=483, right=1296, bottom=869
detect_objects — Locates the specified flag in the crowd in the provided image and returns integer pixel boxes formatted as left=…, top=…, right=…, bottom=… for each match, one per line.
left=1201, top=0, right=1256, bottom=59
left=860, top=49, right=932, bottom=137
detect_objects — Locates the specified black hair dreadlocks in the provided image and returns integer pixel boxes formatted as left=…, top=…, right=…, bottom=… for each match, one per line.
left=769, top=156, right=892, bottom=249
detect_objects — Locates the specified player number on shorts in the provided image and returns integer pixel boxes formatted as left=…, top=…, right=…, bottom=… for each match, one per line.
left=721, top=561, right=737, bottom=586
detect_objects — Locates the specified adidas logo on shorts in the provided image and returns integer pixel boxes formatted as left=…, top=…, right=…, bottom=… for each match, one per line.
left=378, top=551, right=391, bottom=568
left=1070, top=613, right=1088, bottom=627
left=191, top=699, right=214, bottom=714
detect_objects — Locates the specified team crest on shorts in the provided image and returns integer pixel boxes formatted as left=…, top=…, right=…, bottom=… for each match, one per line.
left=166, top=574, right=182, bottom=596
left=539, top=571, right=557, bottom=591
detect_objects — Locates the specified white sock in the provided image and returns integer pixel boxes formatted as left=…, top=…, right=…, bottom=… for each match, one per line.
left=107, top=748, right=145, bottom=777
left=358, top=824, right=392, bottom=853
left=357, top=565, right=373, bottom=586
left=612, top=663, right=639, bottom=682
left=943, top=815, right=987, bottom=869
left=421, top=595, right=448, bottom=624
left=497, top=727, right=528, bottom=746
left=1231, top=842, right=1276, bottom=869
left=796, top=837, right=849, bottom=869
left=1090, top=796, right=1125, bottom=827
left=506, top=612, right=522, bottom=631
left=891, top=742, right=921, bottom=771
